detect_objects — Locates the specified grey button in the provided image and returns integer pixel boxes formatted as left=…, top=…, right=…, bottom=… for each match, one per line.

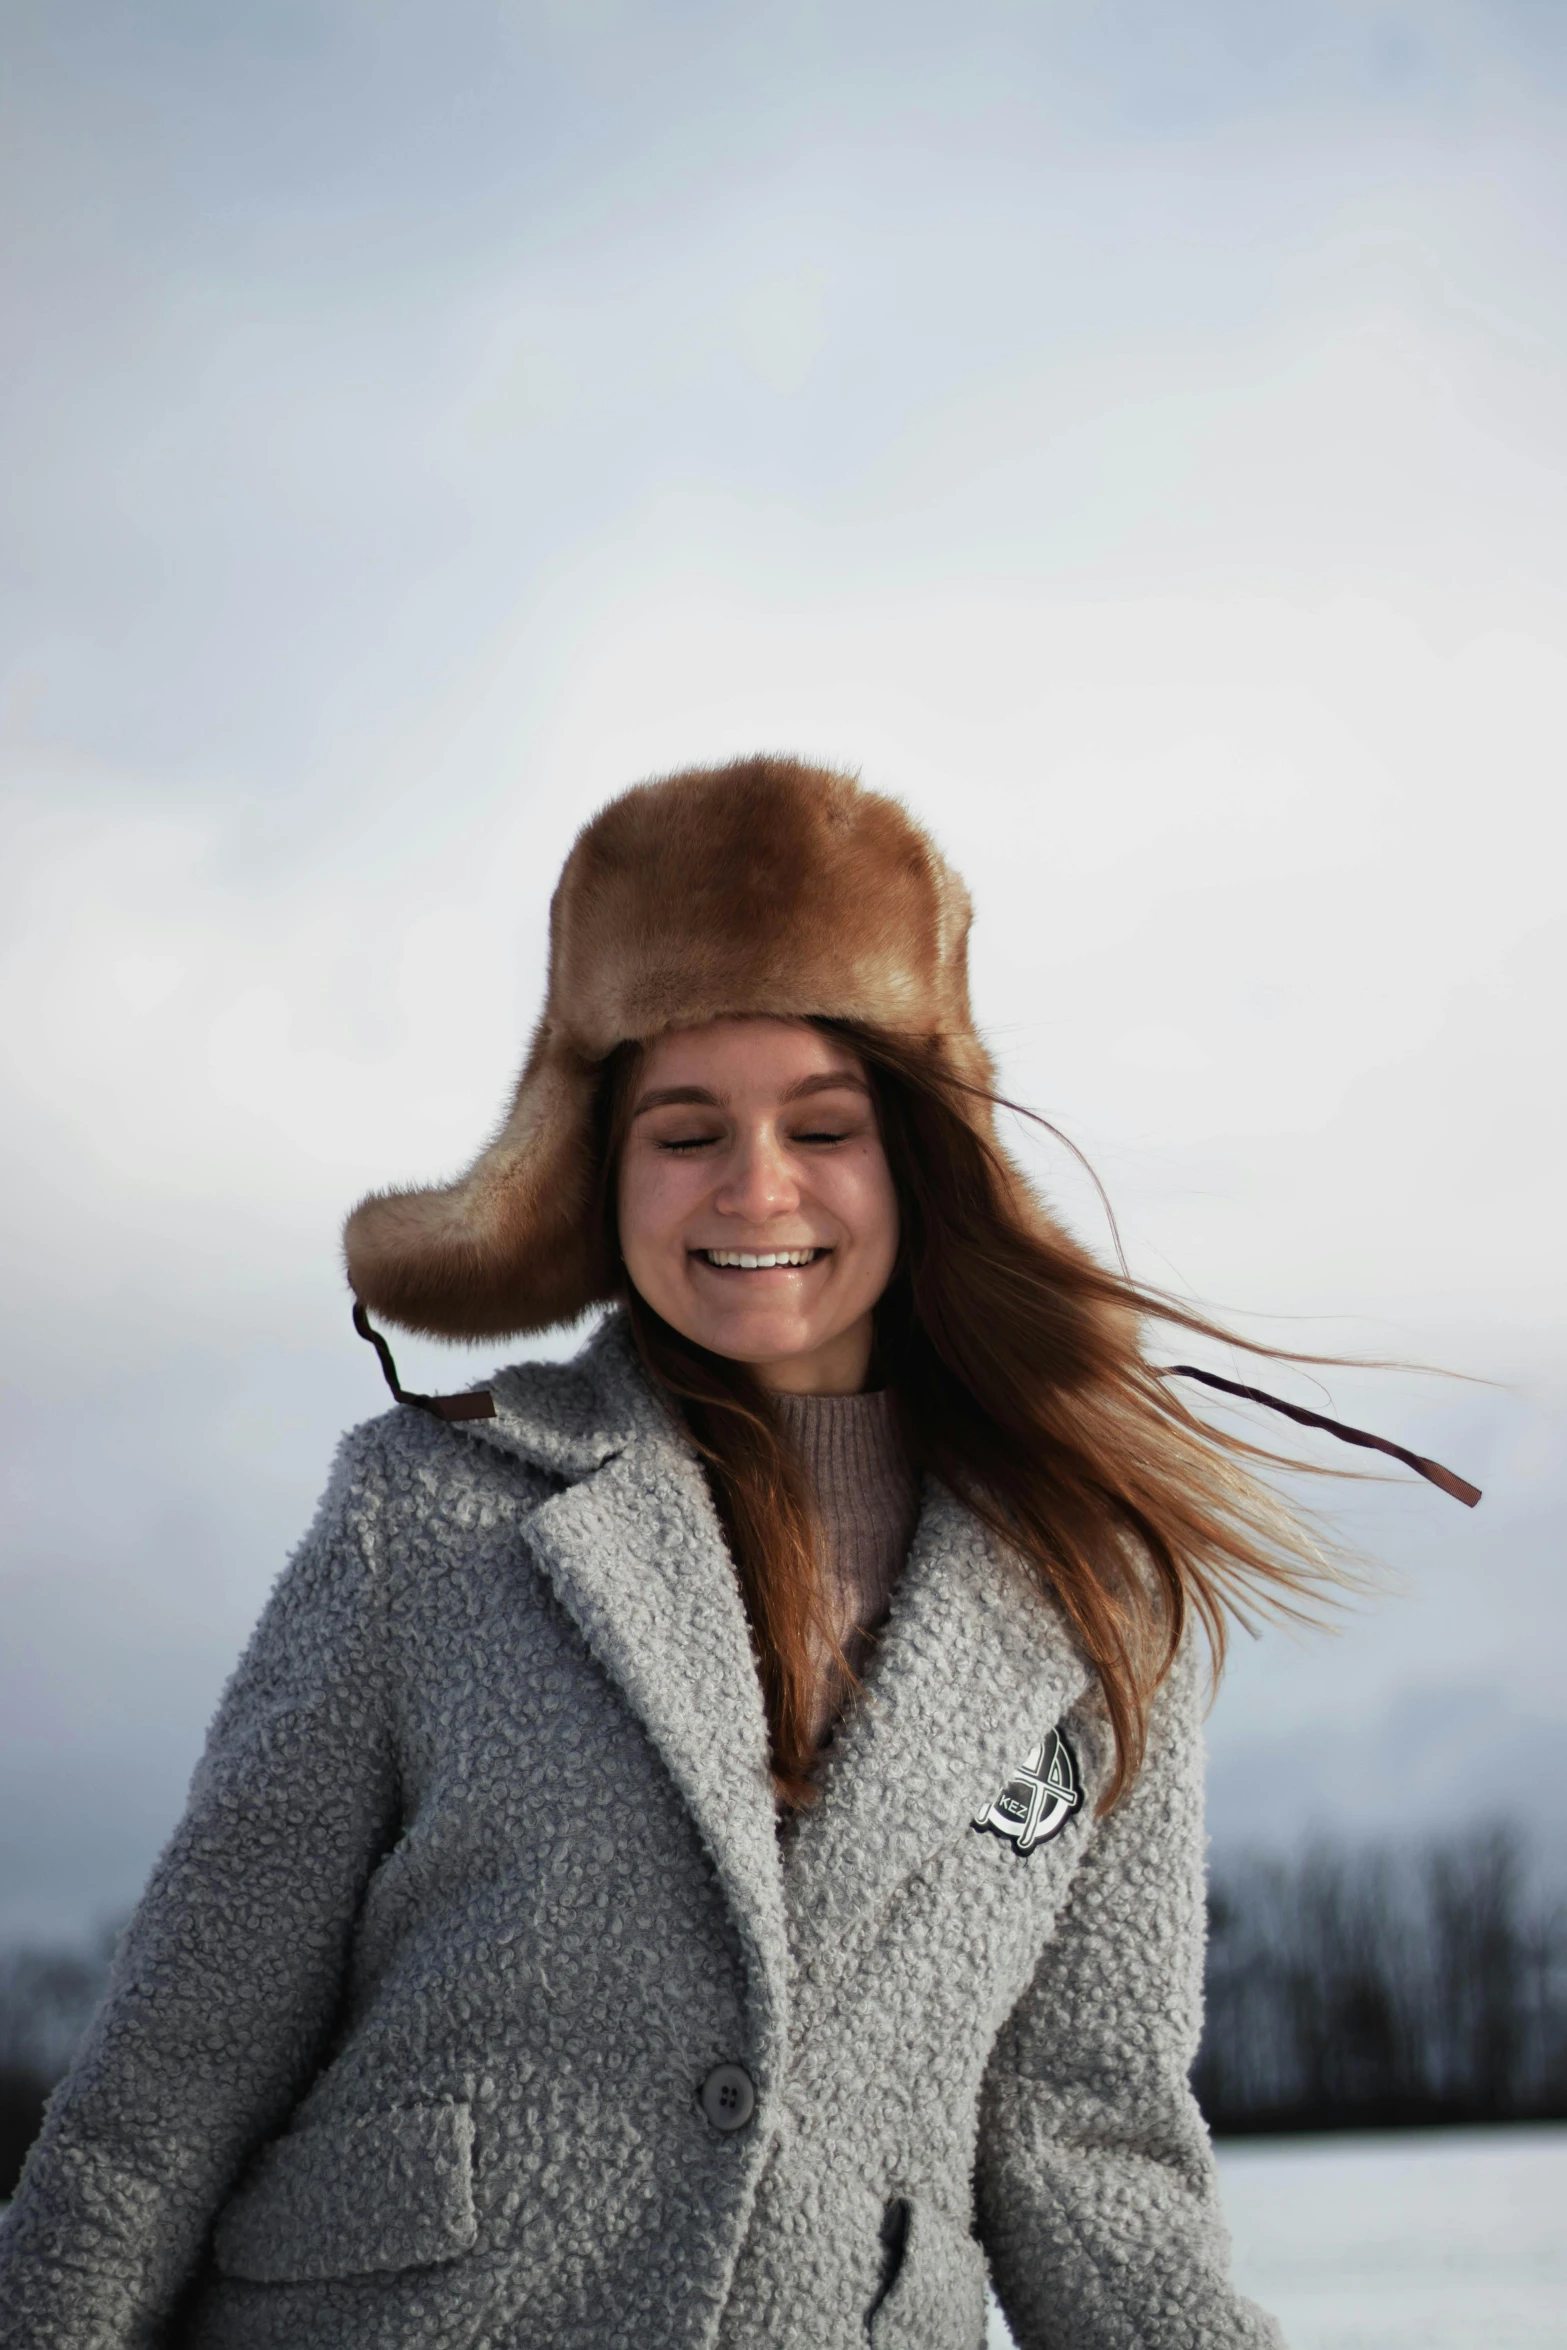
left=700, top=2063, right=756, bottom=2132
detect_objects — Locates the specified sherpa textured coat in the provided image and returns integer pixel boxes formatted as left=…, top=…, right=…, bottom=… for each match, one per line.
left=0, top=1318, right=1281, bottom=2350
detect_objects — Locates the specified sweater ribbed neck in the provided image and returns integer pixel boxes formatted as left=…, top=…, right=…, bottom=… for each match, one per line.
left=772, top=1387, right=921, bottom=1752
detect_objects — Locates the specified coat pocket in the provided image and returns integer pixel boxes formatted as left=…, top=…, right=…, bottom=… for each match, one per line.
left=867, top=2196, right=988, bottom=2349
left=212, top=2101, right=477, bottom=2284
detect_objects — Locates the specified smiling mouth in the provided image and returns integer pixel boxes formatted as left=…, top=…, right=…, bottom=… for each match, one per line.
left=694, top=1247, right=828, bottom=1271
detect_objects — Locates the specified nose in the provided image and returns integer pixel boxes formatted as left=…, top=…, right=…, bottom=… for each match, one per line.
left=714, top=1122, right=800, bottom=1224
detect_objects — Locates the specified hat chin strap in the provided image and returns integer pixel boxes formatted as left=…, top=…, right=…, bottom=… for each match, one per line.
left=1161, top=1364, right=1480, bottom=1508
left=351, top=1302, right=496, bottom=1422
left=347, top=1305, right=1478, bottom=1503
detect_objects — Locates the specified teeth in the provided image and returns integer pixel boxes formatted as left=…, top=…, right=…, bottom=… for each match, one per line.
left=702, top=1248, right=820, bottom=1269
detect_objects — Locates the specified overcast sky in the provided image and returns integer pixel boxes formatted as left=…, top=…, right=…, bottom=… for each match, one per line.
left=4, top=0, right=1565, bottom=1938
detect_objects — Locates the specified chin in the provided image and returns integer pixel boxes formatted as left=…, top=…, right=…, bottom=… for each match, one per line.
left=691, top=1311, right=815, bottom=1365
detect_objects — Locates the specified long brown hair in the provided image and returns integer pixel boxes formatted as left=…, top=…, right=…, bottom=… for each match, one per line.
left=598, top=1022, right=1352, bottom=1812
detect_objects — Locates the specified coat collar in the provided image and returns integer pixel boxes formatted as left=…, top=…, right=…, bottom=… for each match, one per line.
left=470, top=1311, right=662, bottom=1481
left=460, top=1315, right=791, bottom=2075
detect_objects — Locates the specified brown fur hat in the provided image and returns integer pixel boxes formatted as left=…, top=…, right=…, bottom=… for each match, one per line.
left=343, top=754, right=1000, bottom=1339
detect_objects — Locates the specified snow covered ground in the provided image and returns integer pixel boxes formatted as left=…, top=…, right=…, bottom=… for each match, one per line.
left=986, top=2124, right=1567, bottom=2350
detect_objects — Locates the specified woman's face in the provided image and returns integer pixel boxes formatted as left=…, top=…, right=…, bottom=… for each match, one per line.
left=617, top=1017, right=900, bottom=1395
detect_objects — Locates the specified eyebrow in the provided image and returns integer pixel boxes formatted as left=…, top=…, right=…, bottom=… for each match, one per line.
left=631, top=1071, right=871, bottom=1117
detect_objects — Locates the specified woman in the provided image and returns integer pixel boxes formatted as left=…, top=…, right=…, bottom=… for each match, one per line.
left=0, top=757, right=1471, bottom=2349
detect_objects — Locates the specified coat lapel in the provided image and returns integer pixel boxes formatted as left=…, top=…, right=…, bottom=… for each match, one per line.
left=459, top=1319, right=1092, bottom=2042
left=783, top=1481, right=1095, bottom=1966
left=466, top=1321, right=790, bottom=2072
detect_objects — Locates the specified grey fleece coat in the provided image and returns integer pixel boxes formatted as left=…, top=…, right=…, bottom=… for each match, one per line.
left=0, top=1316, right=1281, bottom=2350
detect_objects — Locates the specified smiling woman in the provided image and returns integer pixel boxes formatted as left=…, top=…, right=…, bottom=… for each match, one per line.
left=615, top=1020, right=900, bottom=1393
left=2, top=754, right=1447, bottom=2350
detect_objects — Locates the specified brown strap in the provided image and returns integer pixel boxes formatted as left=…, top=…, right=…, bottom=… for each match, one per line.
left=352, top=1303, right=496, bottom=1422
left=1164, top=1365, right=1480, bottom=1508
left=350, top=1307, right=1476, bottom=1496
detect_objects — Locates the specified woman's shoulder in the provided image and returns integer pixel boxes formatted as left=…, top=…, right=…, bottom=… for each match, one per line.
left=326, top=1310, right=658, bottom=1519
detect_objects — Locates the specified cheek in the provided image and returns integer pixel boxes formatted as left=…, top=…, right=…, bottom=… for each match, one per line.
left=618, top=1153, right=695, bottom=1272
left=828, top=1146, right=901, bottom=1273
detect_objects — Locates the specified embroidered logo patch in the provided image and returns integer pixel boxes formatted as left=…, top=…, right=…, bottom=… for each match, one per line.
left=973, top=1727, right=1082, bottom=1854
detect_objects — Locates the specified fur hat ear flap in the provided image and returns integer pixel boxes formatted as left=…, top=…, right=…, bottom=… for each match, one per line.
left=344, top=1032, right=615, bottom=1341
left=344, top=754, right=989, bottom=1340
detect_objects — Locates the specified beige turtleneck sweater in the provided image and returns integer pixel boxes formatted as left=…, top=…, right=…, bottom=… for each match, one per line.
left=772, top=1388, right=922, bottom=1751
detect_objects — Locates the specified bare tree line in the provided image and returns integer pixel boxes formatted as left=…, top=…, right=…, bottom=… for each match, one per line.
left=2, top=1823, right=1564, bottom=2194
left=0, top=1931, right=116, bottom=2198
left=1196, top=1821, right=1567, bottom=2133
